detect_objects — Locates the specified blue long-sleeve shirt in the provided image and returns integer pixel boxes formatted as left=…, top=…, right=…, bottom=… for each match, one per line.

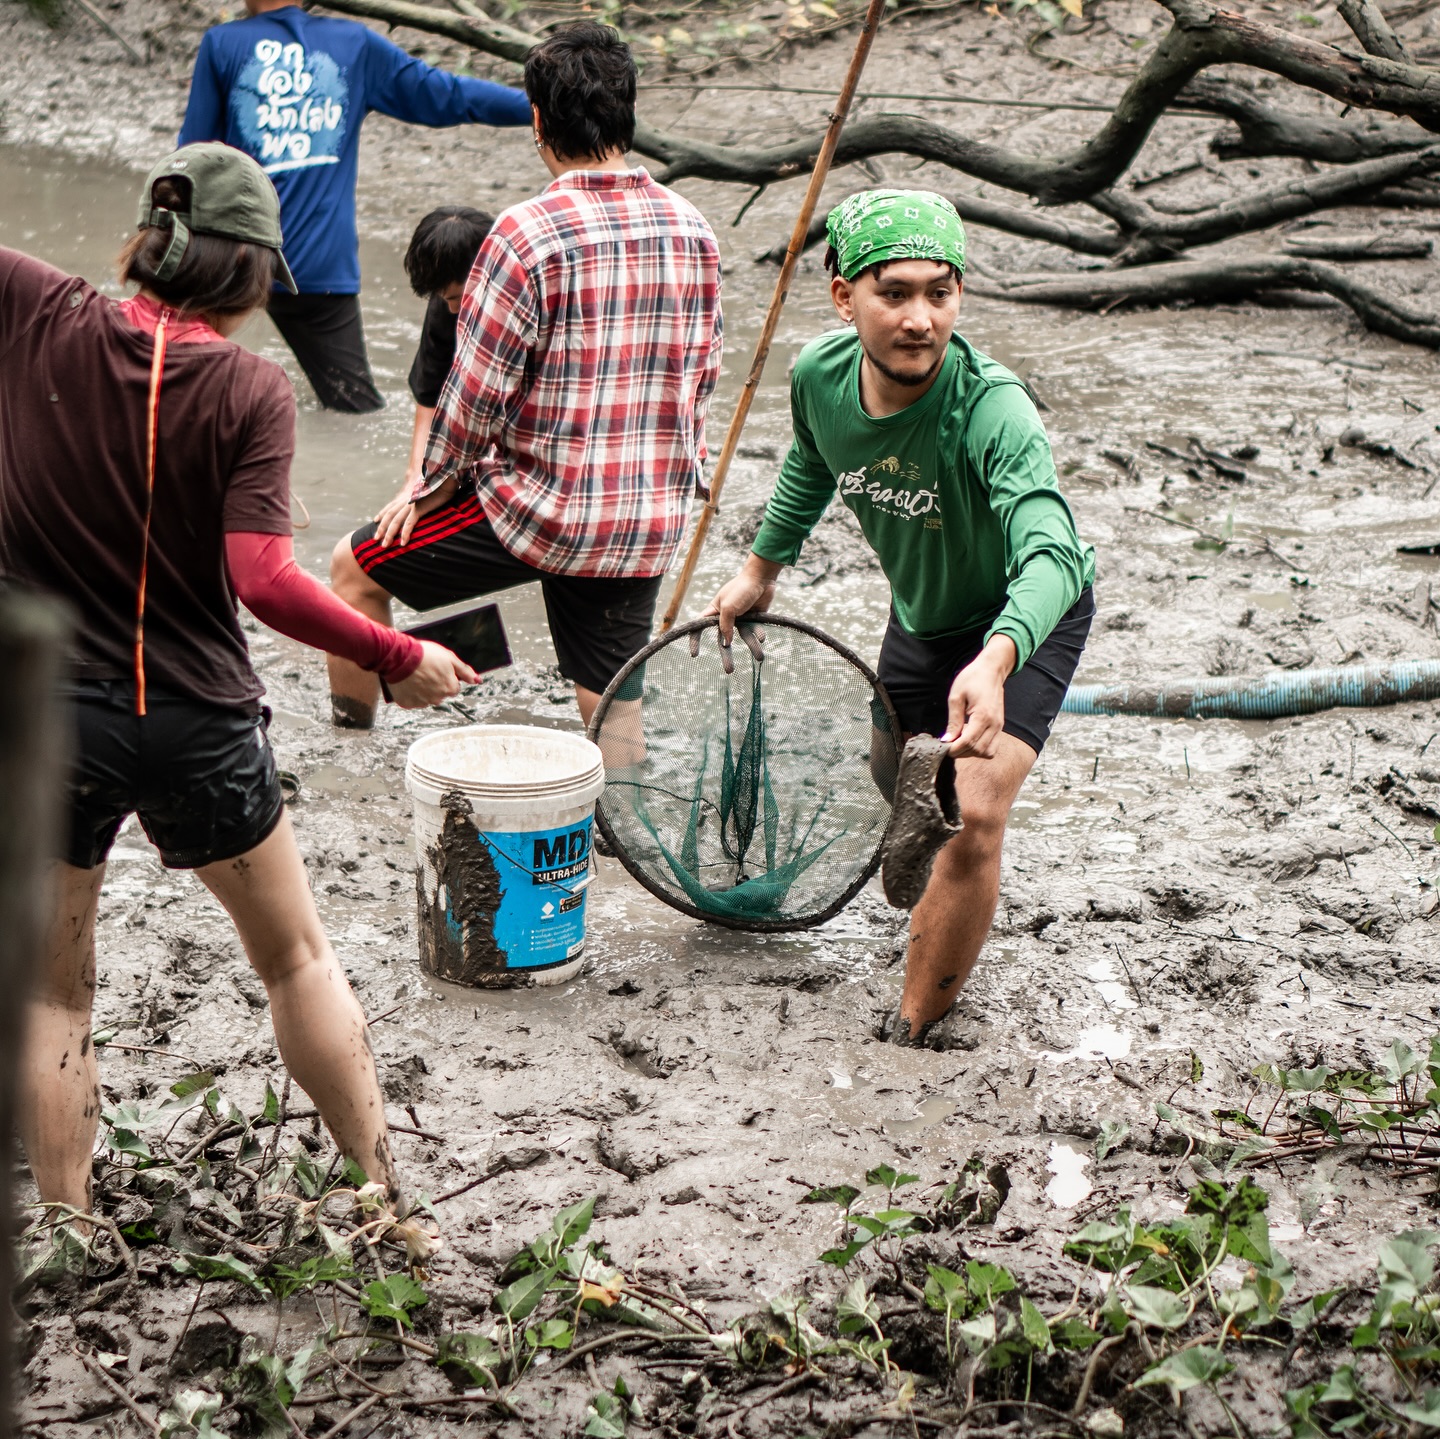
left=179, top=6, right=529, bottom=293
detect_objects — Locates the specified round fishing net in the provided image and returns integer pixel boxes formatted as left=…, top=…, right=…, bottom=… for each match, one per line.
left=588, top=614, right=900, bottom=931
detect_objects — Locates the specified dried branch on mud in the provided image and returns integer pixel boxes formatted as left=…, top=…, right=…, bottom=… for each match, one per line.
left=1173, top=76, right=1430, bottom=164
left=967, top=253, right=1440, bottom=347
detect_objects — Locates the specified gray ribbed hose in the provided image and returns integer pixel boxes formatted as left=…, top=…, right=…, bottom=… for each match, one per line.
left=1061, top=659, right=1440, bottom=719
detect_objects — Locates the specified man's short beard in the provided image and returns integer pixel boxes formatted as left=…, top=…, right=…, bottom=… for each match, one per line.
left=864, top=343, right=943, bottom=389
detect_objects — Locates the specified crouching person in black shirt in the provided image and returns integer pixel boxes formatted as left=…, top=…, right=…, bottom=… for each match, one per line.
left=397, top=206, right=494, bottom=508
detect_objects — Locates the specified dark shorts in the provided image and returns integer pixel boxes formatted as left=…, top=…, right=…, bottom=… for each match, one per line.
left=63, top=679, right=284, bottom=870
left=876, top=587, right=1095, bottom=755
left=267, top=292, right=384, bottom=414
left=350, top=493, right=664, bottom=697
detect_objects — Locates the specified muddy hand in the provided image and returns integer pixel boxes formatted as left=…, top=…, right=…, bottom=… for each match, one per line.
left=389, top=640, right=477, bottom=709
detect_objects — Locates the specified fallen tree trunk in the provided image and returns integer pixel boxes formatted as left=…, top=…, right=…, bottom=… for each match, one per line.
left=967, top=253, right=1440, bottom=347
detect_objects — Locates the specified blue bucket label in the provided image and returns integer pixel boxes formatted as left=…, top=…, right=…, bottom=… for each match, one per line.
left=479, top=817, right=592, bottom=969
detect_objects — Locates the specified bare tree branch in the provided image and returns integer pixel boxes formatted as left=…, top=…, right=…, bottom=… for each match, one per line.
left=968, top=254, right=1440, bottom=347
left=1175, top=75, right=1429, bottom=162
left=316, top=0, right=1440, bottom=200
left=1338, top=0, right=1411, bottom=63
left=764, top=192, right=1124, bottom=263
left=1091, top=141, right=1440, bottom=261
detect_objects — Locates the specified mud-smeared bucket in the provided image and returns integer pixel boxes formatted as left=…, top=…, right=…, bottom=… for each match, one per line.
left=405, top=725, right=605, bottom=987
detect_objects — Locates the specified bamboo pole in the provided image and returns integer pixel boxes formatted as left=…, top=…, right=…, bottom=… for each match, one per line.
left=659, top=0, right=889, bottom=631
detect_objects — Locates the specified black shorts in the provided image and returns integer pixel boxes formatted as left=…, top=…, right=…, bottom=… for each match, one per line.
left=350, top=493, right=663, bottom=697
left=267, top=292, right=384, bottom=414
left=876, top=587, right=1095, bottom=755
left=63, top=679, right=284, bottom=870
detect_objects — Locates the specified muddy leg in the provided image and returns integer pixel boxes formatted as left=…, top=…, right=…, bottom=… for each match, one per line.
left=18, top=862, right=105, bottom=1211
left=197, top=812, right=397, bottom=1200
left=326, top=536, right=392, bottom=730
left=899, top=732, right=1036, bottom=1029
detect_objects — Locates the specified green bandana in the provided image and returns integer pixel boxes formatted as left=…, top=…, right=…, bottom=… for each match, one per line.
left=825, top=189, right=967, bottom=281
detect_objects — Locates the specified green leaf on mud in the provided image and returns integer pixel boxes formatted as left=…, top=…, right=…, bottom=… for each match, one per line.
left=495, top=1267, right=555, bottom=1320
left=172, top=1252, right=265, bottom=1294
left=965, top=1260, right=1016, bottom=1308
left=923, top=1264, right=965, bottom=1314
left=1396, top=1390, right=1440, bottom=1426
left=581, top=1388, right=633, bottom=1434
left=266, top=1253, right=357, bottom=1298
left=262, top=1083, right=281, bottom=1122
left=1095, top=1119, right=1130, bottom=1160
left=1135, top=1345, right=1234, bottom=1398
left=436, top=1332, right=501, bottom=1388
left=801, top=1184, right=861, bottom=1209
left=526, top=1317, right=575, bottom=1350
left=819, top=1238, right=870, bottom=1268
left=160, top=1387, right=227, bottom=1439
left=1051, top=1317, right=1104, bottom=1349
left=1020, top=1296, right=1053, bottom=1353
left=1190, top=1051, right=1204, bottom=1083
left=361, top=1273, right=429, bottom=1328
left=1122, top=1285, right=1189, bottom=1330
left=865, top=1163, right=919, bottom=1192
left=170, top=1071, right=217, bottom=1099
left=1380, top=1040, right=1422, bottom=1085
left=836, top=1276, right=880, bottom=1336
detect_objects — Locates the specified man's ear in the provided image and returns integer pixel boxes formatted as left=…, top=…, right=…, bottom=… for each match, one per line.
left=830, top=273, right=855, bottom=323
left=531, top=104, right=545, bottom=149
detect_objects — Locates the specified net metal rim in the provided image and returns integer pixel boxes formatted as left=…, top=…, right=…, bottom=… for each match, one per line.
left=586, top=612, right=903, bottom=933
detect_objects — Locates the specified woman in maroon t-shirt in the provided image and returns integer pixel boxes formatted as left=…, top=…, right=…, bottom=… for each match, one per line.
left=0, top=144, right=472, bottom=1237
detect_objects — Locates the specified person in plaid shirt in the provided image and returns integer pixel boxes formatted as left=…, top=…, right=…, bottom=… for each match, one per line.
left=327, top=20, right=723, bottom=730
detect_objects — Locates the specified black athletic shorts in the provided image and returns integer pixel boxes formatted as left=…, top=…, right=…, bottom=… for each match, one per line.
left=350, top=492, right=663, bottom=697
left=267, top=292, right=384, bottom=414
left=876, top=587, right=1095, bottom=755
left=62, top=679, right=284, bottom=870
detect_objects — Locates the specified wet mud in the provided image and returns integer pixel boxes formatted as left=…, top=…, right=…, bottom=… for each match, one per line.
left=8, top=1, right=1440, bottom=1433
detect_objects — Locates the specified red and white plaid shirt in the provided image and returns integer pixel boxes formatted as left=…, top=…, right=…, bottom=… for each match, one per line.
left=418, top=166, right=723, bottom=578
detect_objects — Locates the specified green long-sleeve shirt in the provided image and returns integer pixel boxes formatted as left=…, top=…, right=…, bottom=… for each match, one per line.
left=751, top=330, right=1095, bottom=669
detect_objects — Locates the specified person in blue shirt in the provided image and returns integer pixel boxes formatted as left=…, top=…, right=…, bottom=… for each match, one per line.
left=179, top=0, right=530, bottom=412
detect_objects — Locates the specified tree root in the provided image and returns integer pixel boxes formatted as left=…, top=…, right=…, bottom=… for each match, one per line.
left=967, top=255, right=1440, bottom=347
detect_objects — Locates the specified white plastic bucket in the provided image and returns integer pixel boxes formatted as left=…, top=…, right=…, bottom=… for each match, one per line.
left=404, top=725, right=605, bottom=988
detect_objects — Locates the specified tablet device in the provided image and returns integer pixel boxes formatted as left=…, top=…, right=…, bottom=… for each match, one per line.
left=404, top=602, right=512, bottom=675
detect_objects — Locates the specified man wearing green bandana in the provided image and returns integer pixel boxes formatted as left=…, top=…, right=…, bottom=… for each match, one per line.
left=706, top=189, right=1095, bottom=1047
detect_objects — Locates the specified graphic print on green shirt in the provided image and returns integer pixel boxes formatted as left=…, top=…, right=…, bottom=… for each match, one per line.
left=750, top=329, right=1096, bottom=670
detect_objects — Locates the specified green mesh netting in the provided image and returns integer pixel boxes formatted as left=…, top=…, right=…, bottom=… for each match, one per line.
left=588, top=615, right=899, bottom=931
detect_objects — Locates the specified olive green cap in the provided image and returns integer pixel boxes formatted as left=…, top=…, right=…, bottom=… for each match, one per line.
left=137, top=141, right=298, bottom=294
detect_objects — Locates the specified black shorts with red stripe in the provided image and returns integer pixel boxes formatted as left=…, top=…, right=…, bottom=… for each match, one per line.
left=349, top=493, right=662, bottom=698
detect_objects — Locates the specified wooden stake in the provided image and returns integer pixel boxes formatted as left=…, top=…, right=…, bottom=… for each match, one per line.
left=659, top=0, right=889, bottom=632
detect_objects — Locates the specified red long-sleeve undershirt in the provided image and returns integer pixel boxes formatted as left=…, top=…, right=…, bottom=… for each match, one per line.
left=225, top=532, right=423, bottom=686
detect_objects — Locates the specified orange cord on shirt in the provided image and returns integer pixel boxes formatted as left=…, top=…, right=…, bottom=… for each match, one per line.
left=134, top=308, right=170, bottom=717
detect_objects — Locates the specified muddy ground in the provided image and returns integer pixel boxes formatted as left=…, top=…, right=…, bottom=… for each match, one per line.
left=6, top=0, right=1440, bottom=1434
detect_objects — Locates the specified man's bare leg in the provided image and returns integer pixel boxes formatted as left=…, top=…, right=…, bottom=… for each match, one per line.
left=198, top=812, right=398, bottom=1199
left=327, top=537, right=393, bottom=729
left=898, top=731, right=1037, bottom=1032
left=575, top=685, right=646, bottom=771
left=18, top=863, right=107, bottom=1212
